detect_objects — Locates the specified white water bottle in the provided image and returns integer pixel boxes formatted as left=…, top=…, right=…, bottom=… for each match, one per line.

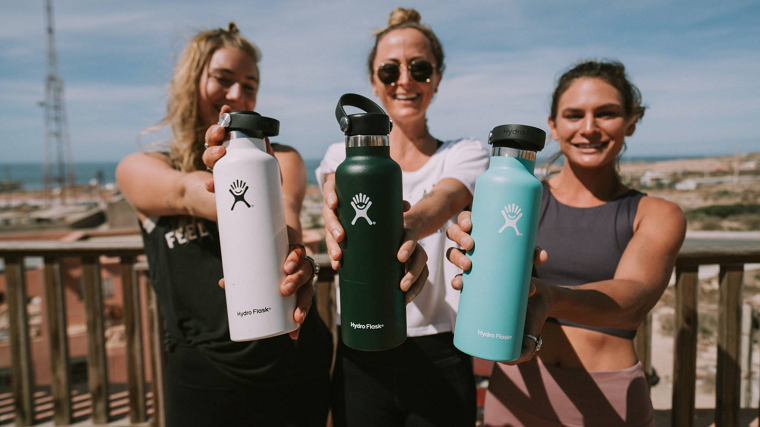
left=213, top=111, right=297, bottom=341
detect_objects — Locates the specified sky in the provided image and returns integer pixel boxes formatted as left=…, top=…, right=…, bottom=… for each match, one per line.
left=1, top=0, right=759, bottom=164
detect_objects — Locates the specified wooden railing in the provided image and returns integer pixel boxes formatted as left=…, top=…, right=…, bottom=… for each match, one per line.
left=1, top=238, right=759, bottom=426
left=634, top=237, right=760, bottom=427
left=0, top=240, right=336, bottom=427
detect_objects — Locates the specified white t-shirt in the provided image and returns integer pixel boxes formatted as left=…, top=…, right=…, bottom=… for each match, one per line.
left=316, top=138, right=490, bottom=337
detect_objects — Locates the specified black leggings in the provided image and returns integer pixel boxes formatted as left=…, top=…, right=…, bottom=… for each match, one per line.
left=331, top=331, right=476, bottom=427
left=164, top=346, right=330, bottom=427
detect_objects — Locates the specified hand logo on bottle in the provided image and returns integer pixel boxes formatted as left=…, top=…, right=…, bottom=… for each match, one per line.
left=498, top=203, right=522, bottom=236
left=229, top=180, right=252, bottom=211
left=350, top=193, right=375, bottom=225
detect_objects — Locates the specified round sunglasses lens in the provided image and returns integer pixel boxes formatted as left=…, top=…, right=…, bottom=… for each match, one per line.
left=377, top=64, right=400, bottom=85
left=410, top=61, right=433, bottom=82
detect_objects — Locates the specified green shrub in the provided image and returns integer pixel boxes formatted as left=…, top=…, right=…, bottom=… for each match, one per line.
left=686, top=204, right=760, bottom=219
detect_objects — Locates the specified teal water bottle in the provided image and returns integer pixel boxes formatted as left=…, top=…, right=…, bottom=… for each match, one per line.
left=453, top=124, right=545, bottom=362
left=334, top=93, right=406, bottom=351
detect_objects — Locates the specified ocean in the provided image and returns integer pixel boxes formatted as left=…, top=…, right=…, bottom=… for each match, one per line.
left=0, top=160, right=323, bottom=191
left=0, top=155, right=709, bottom=191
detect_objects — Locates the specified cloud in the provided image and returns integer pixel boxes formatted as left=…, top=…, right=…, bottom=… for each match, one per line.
left=1, top=0, right=759, bottom=163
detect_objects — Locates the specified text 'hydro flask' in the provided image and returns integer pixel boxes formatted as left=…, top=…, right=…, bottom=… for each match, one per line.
left=213, top=111, right=297, bottom=341
left=454, top=124, right=546, bottom=362
left=335, top=94, right=406, bottom=351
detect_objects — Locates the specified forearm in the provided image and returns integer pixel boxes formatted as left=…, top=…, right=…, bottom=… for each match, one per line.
left=547, top=280, right=653, bottom=331
left=404, top=192, right=460, bottom=239
left=177, top=171, right=218, bottom=222
left=284, top=197, right=303, bottom=245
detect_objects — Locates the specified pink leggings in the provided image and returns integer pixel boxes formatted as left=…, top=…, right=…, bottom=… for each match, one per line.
left=484, top=358, right=655, bottom=427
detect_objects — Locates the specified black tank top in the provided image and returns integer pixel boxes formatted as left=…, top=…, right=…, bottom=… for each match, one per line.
left=140, top=215, right=332, bottom=384
left=535, top=181, right=646, bottom=339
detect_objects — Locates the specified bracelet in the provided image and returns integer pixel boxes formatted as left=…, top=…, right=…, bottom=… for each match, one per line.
left=303, top=255, right=320, bottom=285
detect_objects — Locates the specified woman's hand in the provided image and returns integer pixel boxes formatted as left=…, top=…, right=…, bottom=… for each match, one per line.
left=321, top=174, right=429, bottom=304
left=216, top=243, right=317, bottom=340
left=503, top=277, right=554, bottom=365
left=445, top=210, right=551, bottom=363
left=202, top=105, right=274, bottom=193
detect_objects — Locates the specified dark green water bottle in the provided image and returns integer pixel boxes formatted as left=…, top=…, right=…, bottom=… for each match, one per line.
left=334, top=93, right=406, bottom=351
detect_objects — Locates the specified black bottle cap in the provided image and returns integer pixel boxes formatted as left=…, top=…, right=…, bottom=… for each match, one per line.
left=335, top=93, right=392, bottom=136
left=219, top=111, right=279, bottom=139
left=488, top=124, right=546, bottom=152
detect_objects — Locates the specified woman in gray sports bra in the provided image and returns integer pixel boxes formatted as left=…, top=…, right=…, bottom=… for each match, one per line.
left=446, top=60, right=687, bottom=426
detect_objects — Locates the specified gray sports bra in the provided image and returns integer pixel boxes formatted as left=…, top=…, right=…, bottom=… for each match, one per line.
left=535, top=181, right=646, bottom=339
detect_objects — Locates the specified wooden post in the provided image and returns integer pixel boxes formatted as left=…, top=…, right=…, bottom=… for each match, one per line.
left=635, top=311, right=653, bottom=389
left=740, top=303, right=753, bottom=408
left=43, top=256, right=72, bottom=425
left=145, top=277, right=166, bottom=427
left=672, top=263, right=698, bottom=427
left=314, top=253, right=336, bottom=337
left=716, top=263, right=743, bottom=427
left=5, top=255, right=35, bottom=426
left=121, top=255, right=147, bottom=423
left=81, top=255, right=109, bottom=424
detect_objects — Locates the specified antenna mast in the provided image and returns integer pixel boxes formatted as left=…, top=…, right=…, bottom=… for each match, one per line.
left=43, top=0, right=76, bottom=205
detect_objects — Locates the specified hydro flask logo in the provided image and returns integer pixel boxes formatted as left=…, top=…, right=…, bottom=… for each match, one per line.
left=350, top=193, right=376, bottom=225
left=498, top=203, right=523, bottom=236
left=229, top=180, right=252, bottom=211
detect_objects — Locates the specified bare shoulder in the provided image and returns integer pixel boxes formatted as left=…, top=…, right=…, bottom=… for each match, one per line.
left=271, top=144, right=305, bottom=170
left=271, top=143, right=300, bottom=155
left=635, top=196, right=687, bottom=242
left=118, top=151, right=171, bottom=169
left=116, top=151, right=171, bottom=180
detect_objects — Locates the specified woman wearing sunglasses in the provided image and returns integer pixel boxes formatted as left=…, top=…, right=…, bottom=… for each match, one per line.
left=316, top=8, right=490, bottom=427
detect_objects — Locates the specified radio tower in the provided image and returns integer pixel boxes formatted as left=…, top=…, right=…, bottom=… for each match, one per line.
left=42, top=0, right=76, bottom=205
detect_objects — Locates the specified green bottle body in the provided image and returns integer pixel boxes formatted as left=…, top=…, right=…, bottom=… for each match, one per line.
left=335, top=145, right=406, bottom=351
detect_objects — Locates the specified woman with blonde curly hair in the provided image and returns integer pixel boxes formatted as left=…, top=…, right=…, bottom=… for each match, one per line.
left=117, top=23, right=333, bottom=426
left=317, top=8, right=490, bottom=427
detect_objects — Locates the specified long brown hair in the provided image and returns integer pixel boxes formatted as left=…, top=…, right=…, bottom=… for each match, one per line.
left=158, top=23, right=260, bottom=172
left=543, top=60, right=646, bottom=180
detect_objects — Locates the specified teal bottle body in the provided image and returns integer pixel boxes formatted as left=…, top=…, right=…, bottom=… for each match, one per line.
left=453, top=155, right=543, bottom=362
left=335, top=145, right=406, bottom=351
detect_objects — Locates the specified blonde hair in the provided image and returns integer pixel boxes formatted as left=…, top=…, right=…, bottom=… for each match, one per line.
left=367, top=8, right=445, bottom=78
left=159, top=23, right=260, bottom=172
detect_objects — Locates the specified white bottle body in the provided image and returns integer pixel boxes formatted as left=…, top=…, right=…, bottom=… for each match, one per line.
left=213, top=136, right=297, bottom=341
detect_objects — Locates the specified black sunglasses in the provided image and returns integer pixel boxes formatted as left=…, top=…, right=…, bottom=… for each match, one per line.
left=376, top=60, right=434, bottom=85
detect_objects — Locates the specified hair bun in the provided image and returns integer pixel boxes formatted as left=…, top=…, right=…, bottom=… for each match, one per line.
left=226, top=22, right=239, bottom=34
left=388, top=8, right=421, bottom=27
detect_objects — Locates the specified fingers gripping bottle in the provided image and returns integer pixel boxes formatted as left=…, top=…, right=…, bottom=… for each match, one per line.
left=334, top=94, right=406, bottom=351
left=213, top=111, right=298, bottom=341
left=454, top=124, right=546, bottom=362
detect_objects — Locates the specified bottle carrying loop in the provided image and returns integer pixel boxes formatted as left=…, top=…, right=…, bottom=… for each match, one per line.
left=335, top=93, right=393, bottom=137
left=219, top=111, right=280, bottom=139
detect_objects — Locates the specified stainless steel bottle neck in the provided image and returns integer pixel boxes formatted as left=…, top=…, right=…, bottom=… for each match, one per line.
left=226, top=131, right=266, bottom=151
left=345, top=135, right=389, bottom=148
left=229, top=130, right=263, bottom=141
left=492, top=146, right=536, bottom=161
